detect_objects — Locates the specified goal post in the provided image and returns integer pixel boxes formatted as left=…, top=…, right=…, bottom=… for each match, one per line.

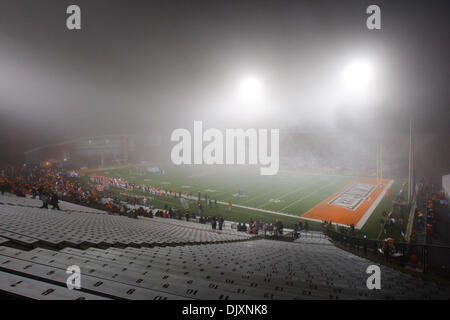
left=376, top=143, right=383, bottom=185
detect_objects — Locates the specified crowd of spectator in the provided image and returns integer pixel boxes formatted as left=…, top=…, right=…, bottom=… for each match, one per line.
left=1, top=166, right=293, bottom=238
left=412, top=181, right=448, bottom=244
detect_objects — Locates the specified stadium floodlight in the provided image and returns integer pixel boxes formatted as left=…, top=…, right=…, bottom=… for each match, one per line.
left=341, top=59, right=374, bottom=91
left=335, top=58, right=377, bottom=111
left=238, top=75, right=263, bottom=103
left=231, top=74, right=267, bottom=118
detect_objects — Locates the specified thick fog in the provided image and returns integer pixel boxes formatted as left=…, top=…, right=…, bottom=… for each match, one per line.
left=0, top=0, right=448, bottom=181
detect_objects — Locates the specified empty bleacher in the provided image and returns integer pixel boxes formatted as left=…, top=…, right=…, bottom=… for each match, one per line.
left=0, top=194, right=251, bottom=249
left=0, top=193, right=449, bottom=300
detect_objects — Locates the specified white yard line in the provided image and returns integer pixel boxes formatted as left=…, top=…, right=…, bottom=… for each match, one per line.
left=299, top=216, right=350, bottom=228
left=279, top=179, right=338, bottom=212
left=355, top=180, right=394, bottom=230
left=177, top=193, right=304, bottom=220
left=139, top=176, right=389, bottom=227
left=215, top=200, right=304, bottom=220
left=258, top=179, right=324, bottom=209
left=376, top=227, right=385, bottom=240
left=238, top=188, right=277, bottom=205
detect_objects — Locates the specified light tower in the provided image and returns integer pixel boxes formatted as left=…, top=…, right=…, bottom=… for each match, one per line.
left=376, top=143, right=383, bottom=185
left=407, top=119, right=414, bottom=203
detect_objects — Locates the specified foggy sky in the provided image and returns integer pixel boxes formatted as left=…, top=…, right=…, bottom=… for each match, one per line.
left=0, top=0, right=449, bottom=179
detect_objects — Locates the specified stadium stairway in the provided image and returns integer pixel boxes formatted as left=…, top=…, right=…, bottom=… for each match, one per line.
left=0, top=194, right=449, bottom=300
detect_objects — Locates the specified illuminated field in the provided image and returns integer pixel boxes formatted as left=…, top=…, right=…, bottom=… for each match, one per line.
left=96, top=166, right=352, bottom=214
left=78, top=165, right=400, bottom=236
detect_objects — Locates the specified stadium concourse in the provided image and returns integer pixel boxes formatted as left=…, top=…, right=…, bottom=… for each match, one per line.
left=0, top=193, right=449, bottom=300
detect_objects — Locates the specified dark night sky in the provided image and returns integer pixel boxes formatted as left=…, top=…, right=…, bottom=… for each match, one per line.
left=0, top=0, right=448, bottom=179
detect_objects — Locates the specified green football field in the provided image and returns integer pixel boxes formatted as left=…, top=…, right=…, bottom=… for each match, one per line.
left=82, top=165, right=405, bottom=239
left=101, top=165, right=353, bottom=213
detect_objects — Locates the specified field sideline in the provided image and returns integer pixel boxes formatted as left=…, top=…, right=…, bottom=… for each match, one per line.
left=79, top=165, right=404, bottom=239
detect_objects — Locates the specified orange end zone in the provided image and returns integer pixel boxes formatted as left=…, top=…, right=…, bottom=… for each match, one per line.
left=302, top=178, right=392, bottom=228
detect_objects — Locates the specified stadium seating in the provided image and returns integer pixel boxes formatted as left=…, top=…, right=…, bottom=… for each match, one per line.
left=0, top=194, right=449, bottom=300
left=0, top=194, right=252, bottom=249
left=0, top=270, right=109, bottom=300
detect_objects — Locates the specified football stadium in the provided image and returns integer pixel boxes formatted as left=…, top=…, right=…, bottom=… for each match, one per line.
left=76, top=165, right=393, bottom=234
left=0, top=0, right=449, bottom=308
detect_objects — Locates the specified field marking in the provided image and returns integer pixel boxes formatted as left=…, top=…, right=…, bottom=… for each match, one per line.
left=299, top=216, right=350, bottom=228
left=109, top=172, right=343, bottom=222
left=238, top=188, right=281, bottom=205
left=258, top=179, right=326, bottom=209
left=97, top=167, right=363, bottom=223
left=161, top=191, right=304, bottom=220
left=208, top=180, right=276, bottom=205
left=105, top=177, right=343, bottom=224
left=302, top=178, right=393, bottom=229
left=228, top=178, right=285, bottom=204
left=238, top=175, right=326, bottom=206
left=123, top=187, right=305, bottom=221
left=279, top=179, right=340, bottom=212
left=226, top=173, right=316, bottom=205
left=208, top=187, right=241, bottom=200
left=114, top=179, right=324, bottom=222
left=355, top=180, right=394, bottom=229
left=214, top=200, right=304, bottom=220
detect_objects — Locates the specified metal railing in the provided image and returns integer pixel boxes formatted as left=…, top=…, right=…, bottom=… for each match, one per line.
left=324, top=227, right=450, bottom=279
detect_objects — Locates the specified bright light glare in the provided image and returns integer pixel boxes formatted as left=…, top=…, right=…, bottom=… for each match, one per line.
left=238, top=76, right=263, bottom=102
left=341, top=60, right=374, bottom=90
left=225, top=74, right=269, bottom=119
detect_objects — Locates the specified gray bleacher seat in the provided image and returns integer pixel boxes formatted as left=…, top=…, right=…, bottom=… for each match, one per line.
left=0, top=194, right=251, bottom=249
left=0, top=193, right=449, bottom=300
left=0, top=270, right=108, bottom=300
